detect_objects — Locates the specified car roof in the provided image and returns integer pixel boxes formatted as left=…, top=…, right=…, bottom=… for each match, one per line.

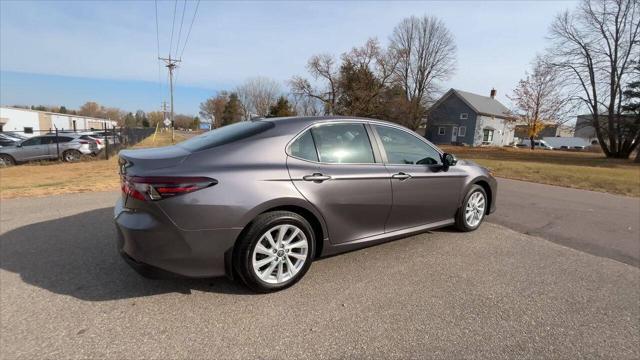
left=263, top=116, right=402, bottom=131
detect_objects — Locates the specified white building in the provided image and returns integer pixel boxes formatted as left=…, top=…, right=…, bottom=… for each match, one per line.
left=0, top=107, right=117, bottom=137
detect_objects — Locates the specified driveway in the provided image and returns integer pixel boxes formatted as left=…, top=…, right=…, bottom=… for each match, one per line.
left=1, top=188, right=639, bottom=359
left=492, top=178, right=640, bottom=267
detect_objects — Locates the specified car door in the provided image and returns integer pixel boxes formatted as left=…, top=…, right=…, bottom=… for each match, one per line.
left=286, top=122, right=392, bottom=244
left=17, top=137, right=50, bottom=161
left=372, top=124, right=467, bottom=232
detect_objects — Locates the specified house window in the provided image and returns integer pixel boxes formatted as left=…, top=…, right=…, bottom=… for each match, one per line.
left=460, top=113, right=468, bottom=120
left=23, top=127, right=33, bottom=134
left=458, top=126, right=466, bottom=137
left=482, top=129, right=494, bottom=143
left=438, top=127, right=445, bottom=135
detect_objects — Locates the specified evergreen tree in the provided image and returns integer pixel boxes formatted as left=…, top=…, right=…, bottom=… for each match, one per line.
left=268, top=96, right=296, bottom=117
left=222, top=93, right=243, bottom=126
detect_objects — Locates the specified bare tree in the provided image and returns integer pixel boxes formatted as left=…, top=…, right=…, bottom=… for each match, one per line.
left=509, top=57, right=575, bottom=149
left=548, top=0, right=640, bottom=158
left=236, top=77, right=282, bottom=119
left=290, top=53, right=340, bottom=115
left=290, top=93, right=323, bottom=116
left=389, top=15, right=457, bottom=129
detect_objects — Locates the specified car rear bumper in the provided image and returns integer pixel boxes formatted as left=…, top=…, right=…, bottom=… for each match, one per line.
left=114, top=197, right=242, bottom=278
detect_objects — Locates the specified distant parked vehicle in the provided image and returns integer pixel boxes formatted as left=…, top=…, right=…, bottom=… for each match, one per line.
left=92, top=131, right=121, bottom=145
left=0, top=134, right=98, bottom=167
left=0, top=138, right=17, bottom=148
left=517, top=139, right=554, bottom=150
left=1, top=132, right=28, bottom=140
left=0, top=134, right=20, bottom=147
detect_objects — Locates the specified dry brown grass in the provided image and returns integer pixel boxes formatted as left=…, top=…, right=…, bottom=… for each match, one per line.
left=0, top=131, right=187, bottom=199
left=441, top=146, right=640, bottom=197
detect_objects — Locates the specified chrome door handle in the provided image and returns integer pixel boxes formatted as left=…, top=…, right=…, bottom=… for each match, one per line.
left=303, top=173, right=331, bottom=182
left=391, top=172, right=412, bottom=180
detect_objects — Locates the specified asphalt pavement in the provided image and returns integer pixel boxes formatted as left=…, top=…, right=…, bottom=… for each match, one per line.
left=1, top=185, right=639, bottom=359
left=491, top=178, right=640, bottom=267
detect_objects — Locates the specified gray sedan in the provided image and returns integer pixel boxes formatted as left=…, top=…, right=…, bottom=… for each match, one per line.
left=115, top=116, right=497, bottom=292
left=0, top=134, right=98, bottom=166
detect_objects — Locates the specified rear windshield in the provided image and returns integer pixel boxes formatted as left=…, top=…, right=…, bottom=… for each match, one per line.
left=177, top=120, right=274, bottom=152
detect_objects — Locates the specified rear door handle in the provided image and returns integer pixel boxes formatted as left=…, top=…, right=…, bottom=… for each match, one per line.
left=303, top=173, right=331, bottom=182
left=391, top=172, right=412, bottom=180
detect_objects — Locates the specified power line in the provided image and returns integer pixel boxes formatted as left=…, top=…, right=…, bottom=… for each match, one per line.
left=179, top=0, right=200, bottom=60
left=168, top=0, right=178, bottom=58
left=155, top=0, right=163, bottom=101
left=174, top=0, right=187, bottom=58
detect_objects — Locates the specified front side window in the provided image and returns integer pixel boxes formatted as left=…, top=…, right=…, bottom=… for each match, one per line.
left=21, top=137, right=42, bottom=146
left=375, top=125, right=442, bottom=166
left=483, top=129, right=494, bottom=143
left=310, top=123, right=375, bottom=164
left=289, top=130, right=318, bottom=162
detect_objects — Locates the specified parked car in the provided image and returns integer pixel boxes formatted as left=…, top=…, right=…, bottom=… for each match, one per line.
left=0, top=134, right=19, bottom=147
left=115, top=116, right=497, bottom=292
left=1, top=132, right=28, bottom=140
left=79, top=134, right=105, bottom=153
left=93, top=131, right=121, bottom=145
left=0, top=134, right=98, bottom=166
left=517, top=139, right=554, bottom=150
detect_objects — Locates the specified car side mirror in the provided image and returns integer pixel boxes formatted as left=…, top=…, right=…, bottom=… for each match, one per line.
left=16, top=143, right=22, bottom=148
left=441, top=153, right=457, bottom=169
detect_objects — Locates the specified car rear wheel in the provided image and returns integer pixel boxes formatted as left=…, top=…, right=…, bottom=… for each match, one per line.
left=455, top=185, right=487, bottom=232
left=0, top=154, right=15, bottom=167
left=234, top=211, right=315, bottom=292
left=62, top=150, right=81, bottom=162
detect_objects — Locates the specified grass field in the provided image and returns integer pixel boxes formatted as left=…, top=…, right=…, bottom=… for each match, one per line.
left=441, top=146, right=640, bottom=197
left=0, top=131, right=187, bottom=199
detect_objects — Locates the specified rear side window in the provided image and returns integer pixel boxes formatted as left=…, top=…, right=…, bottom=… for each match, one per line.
left=289, top=130, right=318, bottom=162
left=311, top=123, right=375, bottom=164
left=178, top=121, right=274, bottom=152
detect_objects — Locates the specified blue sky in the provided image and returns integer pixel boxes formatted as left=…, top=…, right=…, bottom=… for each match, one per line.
left=0, top=0, right=577, bottom=116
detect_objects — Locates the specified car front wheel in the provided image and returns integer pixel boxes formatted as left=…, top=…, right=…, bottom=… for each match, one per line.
left=455, top=185, right=487, bottom=232
left=234, top=211, right=315, bottom=292
left=0, top=154, right=15, bottom=167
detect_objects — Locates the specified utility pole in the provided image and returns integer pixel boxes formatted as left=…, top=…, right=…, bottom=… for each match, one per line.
left=159, top=56, right=181, bottom=143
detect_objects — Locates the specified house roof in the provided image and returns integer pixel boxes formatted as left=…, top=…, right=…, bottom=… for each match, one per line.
left=432, top=89, right=514, bottom=120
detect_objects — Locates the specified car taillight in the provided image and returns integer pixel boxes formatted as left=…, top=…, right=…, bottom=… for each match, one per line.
left=121, top=176, right=216, bottom=201
left=95, top=139, right=102, bottom=145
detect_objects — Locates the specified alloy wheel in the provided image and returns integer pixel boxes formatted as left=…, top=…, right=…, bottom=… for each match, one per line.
left=251, top=224, right=308, bottom=284
left=465, top=191, right=486, bottom=227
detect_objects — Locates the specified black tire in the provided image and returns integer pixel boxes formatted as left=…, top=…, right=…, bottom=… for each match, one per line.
left=233, top=211, right=315, bottom=293
left=455, top=185, right=488, bottom=232
left=62, top=150, right=82, bottom=162
left=0, top=154, right=15, bottom=167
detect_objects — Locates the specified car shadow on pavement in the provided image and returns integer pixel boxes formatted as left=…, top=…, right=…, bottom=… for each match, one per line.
left=0, top=207, right=254, bottom=301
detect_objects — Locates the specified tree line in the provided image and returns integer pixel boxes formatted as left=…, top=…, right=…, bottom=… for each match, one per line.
left=200, top=0, right=638, bottom=160
left=200, top=15, right=456, bottom=131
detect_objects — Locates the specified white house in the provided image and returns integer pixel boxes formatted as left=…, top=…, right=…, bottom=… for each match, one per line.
left=0, top=107, right=117, bottom=137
